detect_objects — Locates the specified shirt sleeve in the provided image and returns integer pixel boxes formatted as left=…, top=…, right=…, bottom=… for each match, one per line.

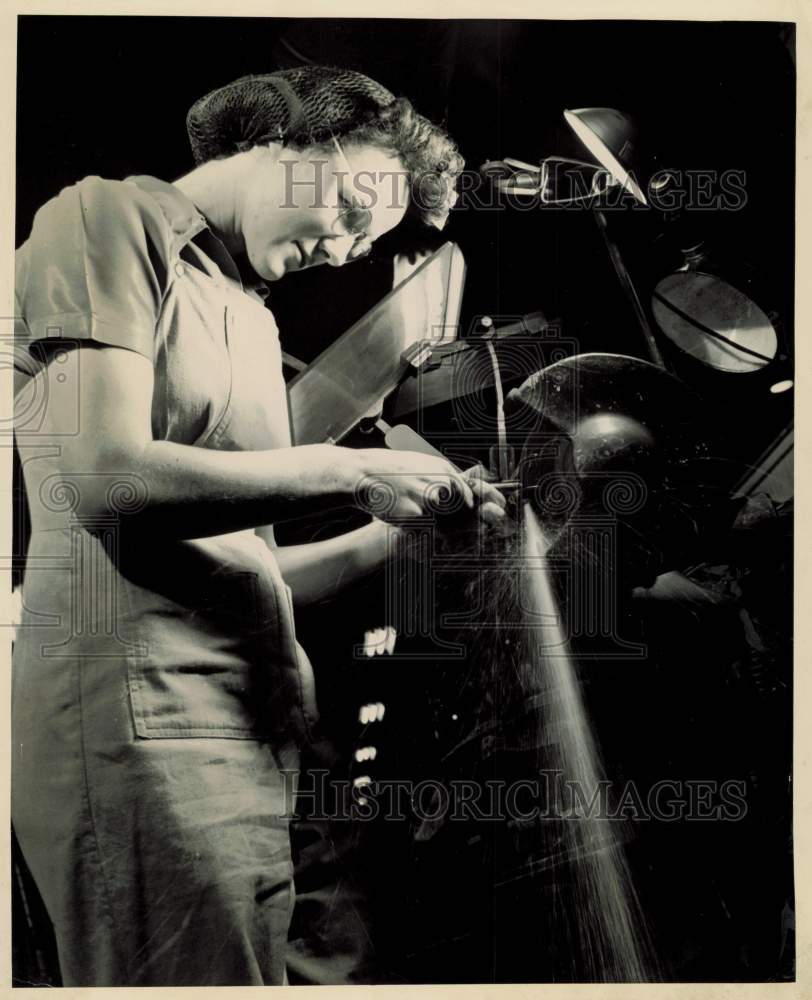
left=15, top=176, right=174, bottom=361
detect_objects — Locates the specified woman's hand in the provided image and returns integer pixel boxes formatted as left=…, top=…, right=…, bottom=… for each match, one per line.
left=462, top=463, right=509, bottom=527
left=23, top=343, right=506, bottom=541
left=346, top=448, right=506, bottom=526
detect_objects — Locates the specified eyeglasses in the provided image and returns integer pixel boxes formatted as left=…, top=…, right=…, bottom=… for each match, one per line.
left=331, top=136, right=373, bottom=261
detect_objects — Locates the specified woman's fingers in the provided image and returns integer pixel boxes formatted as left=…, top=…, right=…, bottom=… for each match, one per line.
left=360, top=450, right=504, bottom=520
left=400, top=498, right=424, bottom=519
left=463, top=463, right=497, bottom=483
left=474, top=480, right=507, bottom=508
left=446, top=470, right=475, bottom=509
left=479, top=500, right=507, bottom=525
left=463, top=465, right=507, bottom=510
left=458, top=464, right=509, bottom=527
left=420, top=466, right=474, bottom=512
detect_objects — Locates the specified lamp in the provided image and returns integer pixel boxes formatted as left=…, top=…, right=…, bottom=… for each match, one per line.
left=482, top=109, right=649, bottom=206
left=562, top=108, right=649, bottom=205
left=559, top=107, right=666, bottom=367
left=480, top=111, right=666, bottom=365
left=561, top=109, right=787, bottom=381
left=483, top=109, right=788, bottom=379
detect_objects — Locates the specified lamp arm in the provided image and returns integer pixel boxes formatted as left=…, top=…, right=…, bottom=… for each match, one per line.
left=593, top=209, right=667, bottom=370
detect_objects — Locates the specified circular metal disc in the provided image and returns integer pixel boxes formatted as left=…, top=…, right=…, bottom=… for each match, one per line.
left=652, top=271, right=777, bottom=373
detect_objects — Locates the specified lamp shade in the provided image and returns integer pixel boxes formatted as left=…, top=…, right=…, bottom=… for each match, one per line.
left=563, top=107, right=648, bottom=205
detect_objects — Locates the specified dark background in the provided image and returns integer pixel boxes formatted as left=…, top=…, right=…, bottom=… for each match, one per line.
left=15, top=16, right=795, bottom=985
left=16, top=17, right=796, bottom=462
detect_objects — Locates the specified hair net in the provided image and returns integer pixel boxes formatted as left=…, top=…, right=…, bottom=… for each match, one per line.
left=186, top=66, right=397, bottom=163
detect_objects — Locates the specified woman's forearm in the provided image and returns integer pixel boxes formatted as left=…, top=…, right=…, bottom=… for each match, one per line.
left=26, top=349, right=360, bottom=539
left=27, top=347, right=481, bottom=541
left=92, top=440, right=358, bottom=539
left=268, top=520, right=403, bottom=606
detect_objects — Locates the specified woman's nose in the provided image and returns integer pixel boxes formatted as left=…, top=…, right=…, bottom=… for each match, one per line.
left=319, top=234, right=356, bottom=267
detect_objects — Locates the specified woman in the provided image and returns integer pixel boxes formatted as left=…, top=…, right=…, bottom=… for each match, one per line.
left=12, top=66, right=504, bottom=986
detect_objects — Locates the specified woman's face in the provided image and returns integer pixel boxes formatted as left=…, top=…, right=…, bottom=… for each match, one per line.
left=239, top=141, right=409, bottom=282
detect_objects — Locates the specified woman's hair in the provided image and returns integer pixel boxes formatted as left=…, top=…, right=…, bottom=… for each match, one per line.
left=186, top=66, right=463, bottom=229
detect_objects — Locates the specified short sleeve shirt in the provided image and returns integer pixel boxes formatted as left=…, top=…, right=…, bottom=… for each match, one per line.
left=14, top=175, right=317, bottom=744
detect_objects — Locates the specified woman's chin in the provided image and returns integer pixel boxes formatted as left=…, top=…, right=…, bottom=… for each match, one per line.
left=254, top=256, right=284, bottom=282
left=235, top=250, right=280, bottom=284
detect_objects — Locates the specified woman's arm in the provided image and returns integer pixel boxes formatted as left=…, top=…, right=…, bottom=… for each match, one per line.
left=257, top=468, right=507, bottom=607
left=24, top=344, right=480, bottom=539
left=256, top=520, right=403, bottom=607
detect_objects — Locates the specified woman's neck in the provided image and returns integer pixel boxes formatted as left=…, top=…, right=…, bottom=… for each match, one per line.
left=173, top=158, right=245, bottom=256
